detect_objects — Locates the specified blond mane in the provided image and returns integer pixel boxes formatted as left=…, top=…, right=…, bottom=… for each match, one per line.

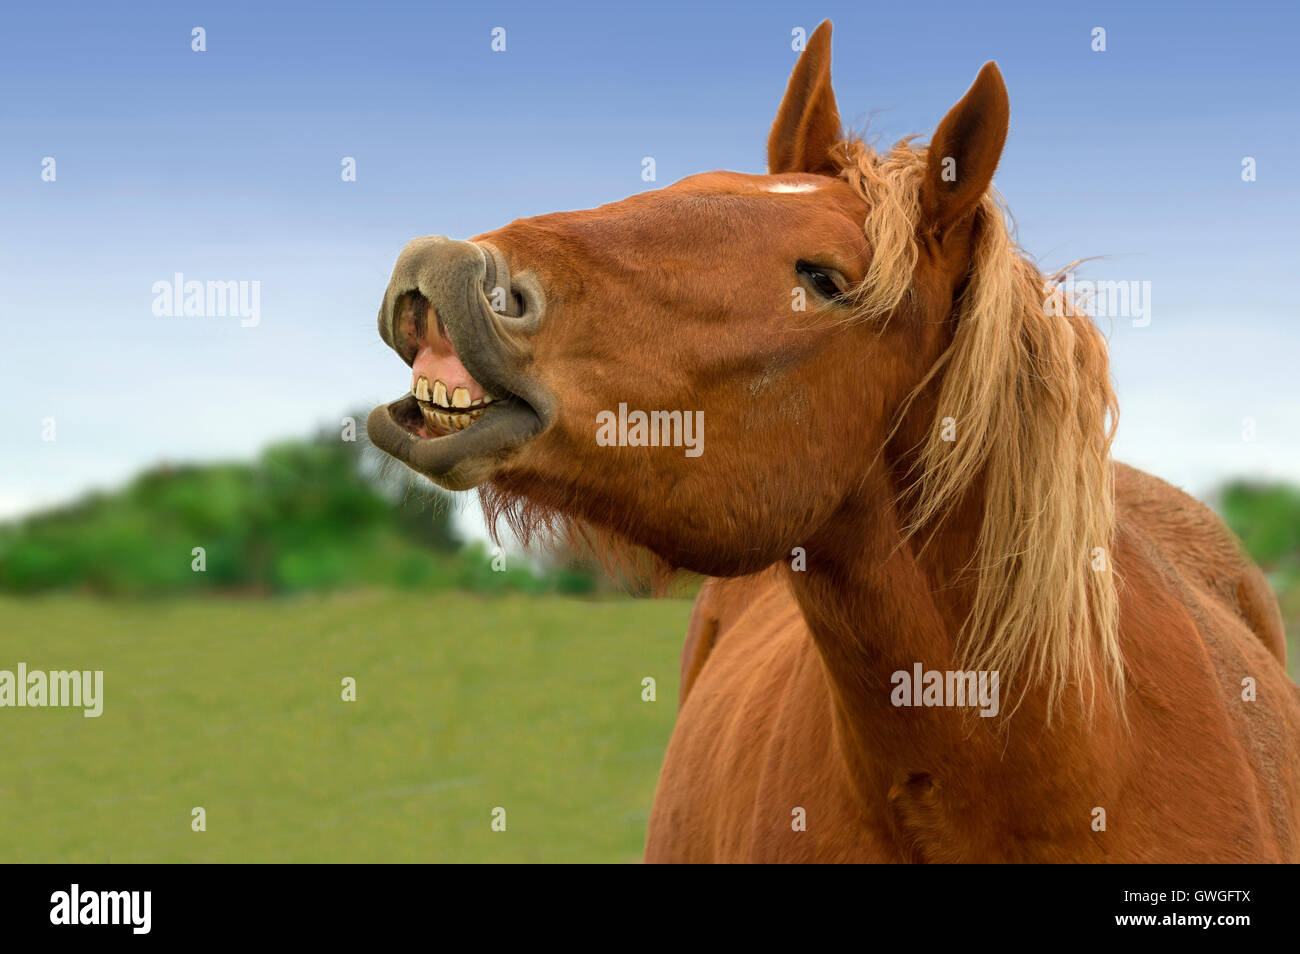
left=832, top=136, right=1123, bottom=715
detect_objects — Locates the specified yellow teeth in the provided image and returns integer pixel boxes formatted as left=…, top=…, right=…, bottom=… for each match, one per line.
left=412, top=374, right=498, bottom=435
left=419, top=405, right=449, bottom=433
left=418, top=399, right=489, bottom=435
left=413, top=376, right=497, bottom=412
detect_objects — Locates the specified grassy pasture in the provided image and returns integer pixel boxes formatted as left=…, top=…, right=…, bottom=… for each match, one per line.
left=0, top=590, right=691, bottom=863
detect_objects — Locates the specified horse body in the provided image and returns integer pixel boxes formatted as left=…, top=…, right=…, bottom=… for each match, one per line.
left=367, top=21, right=1300, bottom=862
left=652, top=464, right=1300, bottom=862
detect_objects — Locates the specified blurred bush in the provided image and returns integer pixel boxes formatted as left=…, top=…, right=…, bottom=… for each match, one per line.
left=1218, top=481, right=1300, bottom=650
left=1219, top=482, right=1300, bottom=587
left=30, top=425, right=1300, bottom=617
left=0, top=419, right=599, bottom=598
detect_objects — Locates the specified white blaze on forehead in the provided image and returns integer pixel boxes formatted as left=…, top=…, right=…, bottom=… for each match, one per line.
left=762, top=182, right=821, bottom=193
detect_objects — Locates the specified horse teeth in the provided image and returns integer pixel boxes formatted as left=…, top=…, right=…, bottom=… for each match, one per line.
left=414, top=376, right=493, bottom=428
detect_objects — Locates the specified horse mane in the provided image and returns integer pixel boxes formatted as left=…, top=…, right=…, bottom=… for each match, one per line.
left=833, top=136, right=1123, bottom=715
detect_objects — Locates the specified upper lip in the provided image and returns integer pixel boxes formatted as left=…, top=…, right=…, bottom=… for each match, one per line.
left=366, top=237, right=554, bottom=490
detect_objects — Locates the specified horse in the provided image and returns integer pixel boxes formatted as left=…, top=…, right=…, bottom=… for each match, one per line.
left=367, top=21, right=1300, bottom=862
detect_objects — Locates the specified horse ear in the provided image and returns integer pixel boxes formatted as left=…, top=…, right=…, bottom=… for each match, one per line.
left=767, top=21, right=842, bottom=176
left=920, top=62, right=1009, bottom=236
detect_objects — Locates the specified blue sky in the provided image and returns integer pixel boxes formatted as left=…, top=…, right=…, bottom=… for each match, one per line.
left=2, top=0, right=1298, bottom=538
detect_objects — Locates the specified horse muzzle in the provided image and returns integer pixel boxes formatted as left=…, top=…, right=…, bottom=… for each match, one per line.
left=367, top=236, right=555, bottom=490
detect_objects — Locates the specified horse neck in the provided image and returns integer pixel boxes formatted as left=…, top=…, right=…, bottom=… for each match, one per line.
left=786, top=461, right=984, bottom=766
left=783, top=455, right=1108, bottom=849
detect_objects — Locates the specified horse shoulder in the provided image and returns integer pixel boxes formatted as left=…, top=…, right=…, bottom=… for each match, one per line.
left=679, top=569, right=783, bottom=706
left=653, top=568, right=883, bottom=861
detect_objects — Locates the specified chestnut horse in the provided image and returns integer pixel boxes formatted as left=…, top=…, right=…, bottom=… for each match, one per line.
left=368, top=22, right=1300, bottom=862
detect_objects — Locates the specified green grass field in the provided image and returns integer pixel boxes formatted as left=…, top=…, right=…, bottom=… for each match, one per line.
left=0, top=591, right=692, bottom=863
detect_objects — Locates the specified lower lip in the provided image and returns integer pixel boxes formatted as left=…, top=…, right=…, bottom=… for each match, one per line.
left=368, top=392, right=546, bottom=490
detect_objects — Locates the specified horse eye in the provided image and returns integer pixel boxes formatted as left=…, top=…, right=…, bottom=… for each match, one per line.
left=796, top=261, right=846, bottom=300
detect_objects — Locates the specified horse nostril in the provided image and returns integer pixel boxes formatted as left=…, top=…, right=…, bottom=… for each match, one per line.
left=407, top=293, right=429, bottom=338
left=389, top=291, right=432, bottom=365
left=478, top=241, right=525, bottom=318
left=477, top=240, right=544, bottom=333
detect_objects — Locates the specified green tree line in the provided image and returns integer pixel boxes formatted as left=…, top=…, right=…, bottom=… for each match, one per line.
left=0, top=424, right=596, bottom=597
left=3, top=437, right=1297, bottom=621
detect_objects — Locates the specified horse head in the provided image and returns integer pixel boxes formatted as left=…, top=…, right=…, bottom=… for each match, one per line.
left=367, top=21, right=1106, bottom=644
